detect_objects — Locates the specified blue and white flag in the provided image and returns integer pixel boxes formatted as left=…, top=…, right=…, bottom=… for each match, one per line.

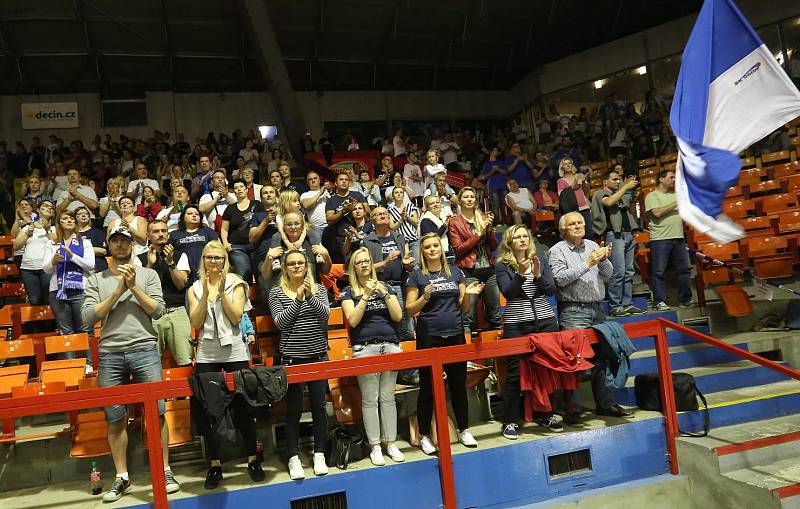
left=670, top=0, right=800, bottom=243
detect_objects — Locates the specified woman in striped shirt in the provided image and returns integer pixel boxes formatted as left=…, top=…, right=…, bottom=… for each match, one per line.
left=495, top=224, right=561, bottom=439
left=388, top=185, right=420, bottom=265
left=268, top=249, right=331, bottom=480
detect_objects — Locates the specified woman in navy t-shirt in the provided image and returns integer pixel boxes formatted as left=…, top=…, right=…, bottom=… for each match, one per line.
left=405, top=232, right=484, bottom=455
left=340, top=247, right=405, bottom=466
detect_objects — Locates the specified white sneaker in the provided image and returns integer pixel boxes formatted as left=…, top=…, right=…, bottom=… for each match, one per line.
left=313, top=452, right=328, bottom=476
left=459, top=429, right=478, bottom=448
left=369, top=446, right=385, bottom=466
left=419, top=436, right=437, bottom=455
left=271, top=258, right=281, bottom=272
left=288, top=455, right=304, bottom=480
left=84, top=364, right=94, bottom=375
left=386, top=444, right=405, bottom=462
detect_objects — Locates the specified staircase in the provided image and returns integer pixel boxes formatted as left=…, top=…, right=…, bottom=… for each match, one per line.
left=605, top=305, right=800, bottom=509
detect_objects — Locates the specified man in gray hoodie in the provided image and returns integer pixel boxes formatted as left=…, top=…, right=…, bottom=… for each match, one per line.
left=82, top=225, right=180, bottom=502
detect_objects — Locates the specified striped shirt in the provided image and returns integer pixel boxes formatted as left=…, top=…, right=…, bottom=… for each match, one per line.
left=268, top=284, right=330, bottom=358
left=503, top=272, right=556, bottom=324
left=388, top=202, right=419, bottom=242
left=548, top=239, right=613, bottom=303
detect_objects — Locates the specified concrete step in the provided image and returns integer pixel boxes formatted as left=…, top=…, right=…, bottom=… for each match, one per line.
left=628, top=342, right=752, bottom=376
left=601, top=296, right=649, bottom=315
left=608, top=309, right=678, bottom=324
left=678, top=379, right=800, bottom=433
left=614, top=360, right=790, bottom=406
left=724, top=456, right=800, bottom=509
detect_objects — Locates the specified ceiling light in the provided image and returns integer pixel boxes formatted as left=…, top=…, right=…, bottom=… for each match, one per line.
left=636, top=65, right=647, bottom=75
left=594, top=79, right=605, bottom=89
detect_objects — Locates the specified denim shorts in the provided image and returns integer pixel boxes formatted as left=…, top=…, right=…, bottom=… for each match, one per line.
left=97, top=345, right=166, bottom=423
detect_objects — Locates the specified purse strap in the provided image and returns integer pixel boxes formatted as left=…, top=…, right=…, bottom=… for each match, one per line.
left=678, top=386, right=709, bottom=437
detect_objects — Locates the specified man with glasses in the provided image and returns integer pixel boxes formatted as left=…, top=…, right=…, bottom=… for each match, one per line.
left=362, top=207, right=416, bottom=339
left=549, top=211, right=633, bottom=420
left=81, top=225, right=180, bottom=502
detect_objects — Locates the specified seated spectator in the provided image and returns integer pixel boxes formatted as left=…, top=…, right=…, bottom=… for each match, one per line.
left=505, top=179, right=537, bottom=228
left=339, top=247, right=405, bottom=465
left=532, top=179, right=559, bottom=212
left=268, top=249, right=331, bottom=480
left=14, top=199, right=56, bottom=305
left=188, top=240, right=263, bottom=488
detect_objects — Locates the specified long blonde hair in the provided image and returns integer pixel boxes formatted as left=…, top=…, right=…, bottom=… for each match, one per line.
left=278, top=249, right=315, bottom=294
left=419, top=232, right=451, bottom=277
left=457, top=186, right=487, bottom=237
left=278, top=189, right=301, bottom=216
left=498, top=224, right=536, bottom=271
left=347, top=247, right=379, bottom=296
left=198, top=240, right=237, bottom=300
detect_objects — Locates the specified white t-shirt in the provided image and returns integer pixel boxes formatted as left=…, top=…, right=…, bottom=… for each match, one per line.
left=98, top=196, right=121, bottom=227
left=20, top=226, right=56, bottom=270
left=198, top=191, right=231, bottom=225
left=57, top=185, right=98, bottom=214
left=507, top=188, right=534, bottom=211
left=424, top=163, right=446, bottom=188
left=53, top=175, right=69, bottom=197
left=239, top=148, right=260, bottom=170
left=300, top=189, right=330, bottom=228
left=403, top=163, right=425, bottom=198
left=127, top=178, right=160, bottom=205
left=440, top=142, right=460, bottom=165
left=393, top=135, right=406, bottom=156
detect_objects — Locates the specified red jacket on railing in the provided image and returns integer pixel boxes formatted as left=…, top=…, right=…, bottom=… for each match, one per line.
left=447, top=214, right=498, bottom=270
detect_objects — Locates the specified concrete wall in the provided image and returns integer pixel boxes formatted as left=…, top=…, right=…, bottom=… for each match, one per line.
left=510, top=0, right=800, bottom=110
left=0, top=89, right=515, bottom=146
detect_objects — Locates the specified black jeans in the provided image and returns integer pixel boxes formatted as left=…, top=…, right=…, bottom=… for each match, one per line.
left=417, top=333, right=468, bottom=435
left=501, top=317, right=560, bottom=425
left=195, top=361, right=258, bottom=460
left=282, top=354, right=329, bottom=456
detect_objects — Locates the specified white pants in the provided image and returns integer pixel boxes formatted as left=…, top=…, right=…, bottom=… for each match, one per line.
left=353, top=342, right=402, bottom=445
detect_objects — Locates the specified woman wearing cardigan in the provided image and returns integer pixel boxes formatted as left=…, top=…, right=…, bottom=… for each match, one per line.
left=447, top=187, right=501, bottom=335
left=495, top=224, right=563, bottom=439
left=188, top=240, right=263, bottom=488
left=268, top=250, right=331, bottom=480
left=340, top=247, right=405, bottom=466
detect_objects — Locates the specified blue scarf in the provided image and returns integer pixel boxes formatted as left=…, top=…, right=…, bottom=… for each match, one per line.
left=56, top=236, right=85, bottom=299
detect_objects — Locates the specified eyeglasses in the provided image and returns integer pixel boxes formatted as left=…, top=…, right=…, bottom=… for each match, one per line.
left=354, top=260, right=371, bottom=266
left=204, top=256, right=225, bottom=262
left=286, top=261, right=306, bottom=267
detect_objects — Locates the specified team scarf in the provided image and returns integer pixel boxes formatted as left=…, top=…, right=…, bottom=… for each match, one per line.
left=56, top=235, right=85, bottom=299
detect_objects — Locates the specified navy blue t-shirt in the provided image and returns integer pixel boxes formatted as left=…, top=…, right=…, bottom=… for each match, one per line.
left=376, top=235, right=403, bottom=282
left=326, top=191, right=366, bottom=234
left=505, top=156, right=534, bottom=188
left=339, top=285, right=399, bottom=345
left=169, top=226, right=219, bottom=281
left=406, top=266, right=465, bottom=337
left=250, top=210, right=278, bottom=266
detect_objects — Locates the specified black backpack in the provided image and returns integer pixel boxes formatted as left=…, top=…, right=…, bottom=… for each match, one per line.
left=634, top=372, right=709, bottom=437
left=559, top=186, right=579, bottom=215
left=324, top=427, right=366, bottom=469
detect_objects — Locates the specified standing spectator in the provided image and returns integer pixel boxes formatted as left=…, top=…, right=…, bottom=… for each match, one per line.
left=375, top=154, right=395, bottom=200
left=346, top=137, right=360, bottom=151
left=240, top=167, right=262, bottom=201
left=403, top=152, right=425, bottom=208
left=556, top=158, right=591, bottom=226
left=188, top=241, right=263, bottom=488
left=238, top=139, right=260, bottom=172
left=191, top=155, right=215, bottom=201
left=505, top=142, right=535, bottom=190
left=221, top=179, right=262, bottom=283
left=424, top=173, right=459, bottom=217
left=56, top=168, right=98, bottom=214
left=23, top=175, right=53, bottom=206
left=141, top=220, right=192, bottom=367
left=268, top=249, right=331, bottom=480
left=480, top=146, right=508, bottom=225
left=341, top=202, right=373, bottom=260
left=127, top=163, right=161, bottom=205
left=169, top=205, right=220, bottom=283
left=319, top=129, right=335, bottom=166
left=439, top=134, right=461, bottom=172
left=549, top=135, right=582, bottom=170
left=249, top=185, right=280, bottom=282
left=300, top=171, right=331, bottom=245
left=590, top=170, right=644, bottom=316
left=135, top=186, right=162, bottom=222
left=81, top=225, right=179, bottom=502
left=14, top=200, right=56, bottom=305
left=198, top=169, right=234, bottom=231
left=155, top=185, right=192, bottom=232
left=99, top=177, right=124, bottom=228
left=419, top=195, right=452, bottom=258
left=549, top=212, right=632, bottom=421
left=392, top=128, right=406, bottom=157
left=340, top=247, right=405, bottom=465
left=495, top=225, right=561, bottom=439
left=10, top=198, right=37, bottom=267
left=423, top=149, right=445, bottom=188
left=75, top=206, right=107, bottom=273
left=279, top=162, right=308, bottom=195
left=405, top=233, right=484, bottom=454
left=645, top=170, right=693, bottom=310
left=107, top=196, right=148, bottom=257
left=448, top=187, right=501, bottom=335
left=323, top=172, right=367, bottom=264
left=43, top=210, right=95, bottom=370
left=356, top=169, right=383, bottom=207
left=387, top=185, right=420, bottom=262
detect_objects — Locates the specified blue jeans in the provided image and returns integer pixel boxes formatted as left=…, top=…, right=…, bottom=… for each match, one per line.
left=558, top=302, right=615, bottom=411
left=98, top=345, right=165, bottom=422
left=605, top=231, right=636, bottom=311
left=307, top=225, right=323, bottom=246
left=406, top=239, right=420, bottom=270
left=21, top=269, right=51, bottom=306
left=229, top=244, right=252, bottom=283
left=462, top=268, right=502, bottom=334
left=50, top=290, right=92, bottom=367
left=390, top=283, right=414, bottom=340
left=650, top=238, right=693, bottom=305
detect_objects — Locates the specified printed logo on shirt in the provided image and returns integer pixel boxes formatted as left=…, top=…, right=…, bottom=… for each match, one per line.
left=176, top=233, right=208, bottom=244
left=429, top=275, right=458, bottom=293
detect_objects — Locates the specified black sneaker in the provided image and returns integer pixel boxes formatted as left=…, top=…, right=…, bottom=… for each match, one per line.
left=535, top=415, right=564, bottom=432
left=248, top=460, right=265, bottom=482
left=102, top=477, right=132, bottom=502
left=165, top=469, right=181, bottom=494
left=204, top=466, right=223, bottom=489
left=609, top=308, right=628, bottom=317
left=565, top=412, right=587, bottom=428
left=596, top=404, right=634, bottom=418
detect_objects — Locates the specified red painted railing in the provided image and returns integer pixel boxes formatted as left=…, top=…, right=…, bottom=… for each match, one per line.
left=0, top=320, right=679, bottom=509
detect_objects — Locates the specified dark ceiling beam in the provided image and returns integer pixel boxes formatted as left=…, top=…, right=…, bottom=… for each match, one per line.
left=611, top=0, right=625, bottom=35
left=274, top=24, right=513, bottom=48
left=78, top=0, right=161, bottom=46
left=1, top=14, right=238, bottom=29
left=239, top=0, right=308, bottom=168
left=0, top=23, right=27, bottom=91
left=160, top=0, right=175, bottom=91
left=73, top=0, right=104, bottom=92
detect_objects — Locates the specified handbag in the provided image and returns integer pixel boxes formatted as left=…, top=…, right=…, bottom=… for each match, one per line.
left=324, top=426, right=366, bottom=469
left=634, top=372, right=709, bottom=437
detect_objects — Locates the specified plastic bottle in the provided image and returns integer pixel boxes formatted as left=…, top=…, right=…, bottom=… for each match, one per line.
left=90, top=461, right=102, bottom=495
left=256, top=439, right=264, bottom=463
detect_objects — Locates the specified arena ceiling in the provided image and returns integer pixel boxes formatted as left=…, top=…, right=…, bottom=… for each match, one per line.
left=0, top=0, right=702, bottom=96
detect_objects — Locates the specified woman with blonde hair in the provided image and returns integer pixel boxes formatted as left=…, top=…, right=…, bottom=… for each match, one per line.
left=98, top=176, right=124, bottom=227
left=494, top=224, right=562, bottom=439
left=556, top=157, right=590, bottom=226
left=340, top=247, right=405, bottom=466
left=447, top=186, right=501, bottom=335
left=268, top=249, right=330, bottom=480
left=405, top=232, right=484, bottom=455
left=188, top=240, right=263, bottom=488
